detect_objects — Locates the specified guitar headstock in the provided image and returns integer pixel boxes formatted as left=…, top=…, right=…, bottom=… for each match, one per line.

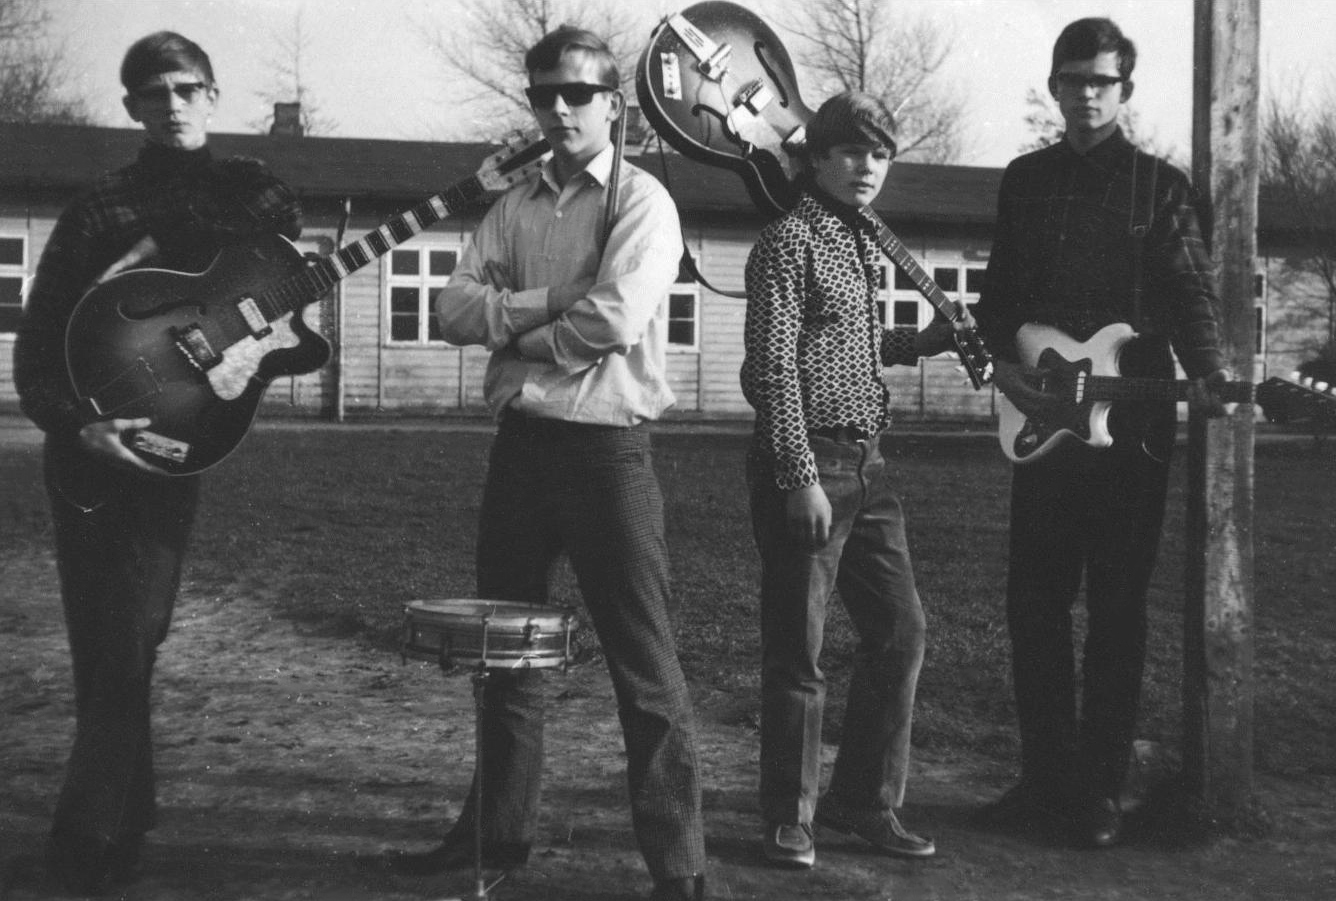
left=476, top=131, right=551, bottom=192
left=953, top=329, right=994, bottom=390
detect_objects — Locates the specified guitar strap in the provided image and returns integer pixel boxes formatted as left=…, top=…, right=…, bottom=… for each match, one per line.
left=1127, top=146, right=1158, bottom=331
left=647, top=134, right=747, bottom=299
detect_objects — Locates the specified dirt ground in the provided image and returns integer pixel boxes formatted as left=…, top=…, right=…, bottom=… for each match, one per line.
left=3, top=423, right=1335, bottom=901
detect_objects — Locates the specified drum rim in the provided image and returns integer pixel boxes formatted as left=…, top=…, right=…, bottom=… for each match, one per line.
left=404, top=598, right=576, bottom=625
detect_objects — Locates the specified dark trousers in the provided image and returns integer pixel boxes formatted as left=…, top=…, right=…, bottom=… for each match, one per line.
left=458, top=411, right=706, bottom=880
left=43, top=440, right=199, bottom=844
left=1005, top=429, right=1171, bottom=802
left=748, top=433, right=926, bottom=825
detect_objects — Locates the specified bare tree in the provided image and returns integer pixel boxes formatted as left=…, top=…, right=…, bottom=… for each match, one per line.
left=1261, top=80, right=1336, bottom=357
left=415, top=0, right=641, bottom=140
left=249, top=7, right=337, bottom=137
left=0, top=0, right=90, bottom=124
left=783, top=0, right=969, bottom=163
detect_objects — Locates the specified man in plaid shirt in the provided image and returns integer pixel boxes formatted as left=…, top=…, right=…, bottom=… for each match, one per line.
left=14, top=31, right=302, bottom=895
left=973, top=17, right=1231, bottom=849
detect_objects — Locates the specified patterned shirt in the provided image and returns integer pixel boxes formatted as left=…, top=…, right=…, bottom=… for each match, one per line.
left=438, top=144, right=681, bottom=426
left=14, top=142, right=303, bottom=441
left=742, top=190, right=920, bottom=490
left=974, top=128, right=1222, bottom=378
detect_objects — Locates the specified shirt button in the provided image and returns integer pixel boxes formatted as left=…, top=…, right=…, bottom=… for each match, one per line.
left=555, top=211, right=563, bottom=219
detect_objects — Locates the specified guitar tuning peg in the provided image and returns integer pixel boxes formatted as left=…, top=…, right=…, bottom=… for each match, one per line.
left=1316, top=381, right=1330, bottom=393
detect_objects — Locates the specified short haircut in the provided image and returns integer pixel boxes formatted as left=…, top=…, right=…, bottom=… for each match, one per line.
left=804, top=91, right=898, bottom=160
left=524, top=25, right=619, bottom=88
left=1050, top=17, right=1137, bottom=80
left=120, top=31, right=215, bottom=91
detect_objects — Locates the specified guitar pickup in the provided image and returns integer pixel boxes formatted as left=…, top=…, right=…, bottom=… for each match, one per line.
left=735, top=80, right=774, bottom=115
left=172, top=324, right=221, bottom=371
left=697, top=41, right=732, bottom=81
left=237, top=295, right=273, bottom=339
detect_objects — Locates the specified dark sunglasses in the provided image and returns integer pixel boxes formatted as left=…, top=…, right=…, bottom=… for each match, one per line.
left=524, top=82, right=613, bottom=109
left=1053, top=73, right=1125, bottom=92
left=131, top=81, right=212, bottom=103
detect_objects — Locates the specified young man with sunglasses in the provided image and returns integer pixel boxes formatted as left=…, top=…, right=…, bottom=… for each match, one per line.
left=973, top=17, right=1231, bottom=849
left=386, top=26, right=707, bottom=901
left=13, top=32, right=302, bottom=894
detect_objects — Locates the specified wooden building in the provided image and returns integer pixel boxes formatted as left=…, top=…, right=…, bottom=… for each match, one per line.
left=0, top=122, right=1322, bottom=424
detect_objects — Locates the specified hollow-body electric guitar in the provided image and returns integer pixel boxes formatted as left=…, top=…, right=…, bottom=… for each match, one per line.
left=66, top=133, right=550, bottom=475
left=635, top=1, right=993, bottom=389
left=996, top=322, right=1255, bottom=464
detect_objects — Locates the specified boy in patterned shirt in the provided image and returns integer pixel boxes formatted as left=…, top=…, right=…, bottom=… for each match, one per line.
left=741, top=91, right=971, bottom=869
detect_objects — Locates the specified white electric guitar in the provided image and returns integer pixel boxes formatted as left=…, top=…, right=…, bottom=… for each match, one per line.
left=996, top=322, right=1255, bottom=464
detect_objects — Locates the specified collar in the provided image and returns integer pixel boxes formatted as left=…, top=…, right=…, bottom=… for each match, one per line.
left=1058, top=126, right=1132, bottom=165
left=135, top=141, right=214, bottom=176
left=796, top=189, right=879, bottom=247
left=533, top=143, right=615, bottom=197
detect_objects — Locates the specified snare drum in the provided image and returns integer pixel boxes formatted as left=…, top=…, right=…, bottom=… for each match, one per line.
left=401, top=599, right=577, bottom=669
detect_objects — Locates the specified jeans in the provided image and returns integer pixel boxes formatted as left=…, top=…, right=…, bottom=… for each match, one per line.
left=458, top=410, right=706, bottom=880
left=43, top=439, right=199, bottom=845
left=748, top=432, right=926, bottom=825
left=1005, top=418, right=1172, bottom=802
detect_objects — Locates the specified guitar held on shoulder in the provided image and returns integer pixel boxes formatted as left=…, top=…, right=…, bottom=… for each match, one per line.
left=636, top=0, right=993, bottom=390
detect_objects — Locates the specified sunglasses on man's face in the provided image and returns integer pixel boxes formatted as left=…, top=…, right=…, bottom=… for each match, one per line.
left=1053, top=73, right=1125, bottom=92
left=524, top=82, right=613, bottom=109
left=131, top=81, right=212, bottom=104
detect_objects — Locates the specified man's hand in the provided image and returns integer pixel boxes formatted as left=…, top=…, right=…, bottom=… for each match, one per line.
left=78, top=418, right=169, bottom=475
left=992, top=358, right=1062, bottom=422
left=912, top=300, right=977, bottom=357
left=786, top=483, right=832, bottom=549
left=1187, top=368, right=1235, bottom=418
left=546, top=276, right=595, bottom=318
left=481, top=260, right=513, bottom=292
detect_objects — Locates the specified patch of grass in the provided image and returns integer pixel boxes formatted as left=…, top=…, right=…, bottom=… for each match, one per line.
left=4, top=428, right=1332, bottom=779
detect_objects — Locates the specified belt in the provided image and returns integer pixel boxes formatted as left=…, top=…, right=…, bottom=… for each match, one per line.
left=808, top=424, right=874, bottom=443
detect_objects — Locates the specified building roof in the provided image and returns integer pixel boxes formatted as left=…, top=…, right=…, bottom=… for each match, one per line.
left=0, top=121, right=999, bottom=228
left=0, top=121, right=1310, bottom=235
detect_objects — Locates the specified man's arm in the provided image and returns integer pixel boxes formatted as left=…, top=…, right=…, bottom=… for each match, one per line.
left=513, top=178, right=683, bottom=370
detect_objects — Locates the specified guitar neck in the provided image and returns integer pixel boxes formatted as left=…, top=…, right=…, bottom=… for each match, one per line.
left=1085, top=376, right=1254, bottom=404
left=864, top=211, right=962, bottom=323
left=261, top=178, right=487, bottom=318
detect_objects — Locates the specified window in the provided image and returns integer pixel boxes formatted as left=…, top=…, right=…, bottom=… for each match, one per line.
left=0, top=235, right=26, bottom=335
left=661, top=255, right=700, bottom=351
left=881, top=259, right=986, bottom=349
left=386, top=245, right=459, bottom=344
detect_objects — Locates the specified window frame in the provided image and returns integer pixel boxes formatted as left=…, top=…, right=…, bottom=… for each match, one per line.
left=0, top=233, right=28, bottom=337
left=660, top=250, right=701, bottom=353
left=384, top=242, right=463, bottom=346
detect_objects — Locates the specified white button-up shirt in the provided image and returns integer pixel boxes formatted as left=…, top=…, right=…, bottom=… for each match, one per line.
left=438, top=144, right=682, bottom=426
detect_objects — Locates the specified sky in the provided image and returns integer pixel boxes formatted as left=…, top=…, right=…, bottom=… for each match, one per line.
left=47, top=0, right=1336, bottom=168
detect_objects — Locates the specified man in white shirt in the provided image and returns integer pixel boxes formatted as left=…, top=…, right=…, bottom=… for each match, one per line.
left=389, top=25, right=707, bottom=901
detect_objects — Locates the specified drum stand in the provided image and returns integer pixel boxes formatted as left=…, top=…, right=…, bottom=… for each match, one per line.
left=438, top=664, right=503, bottom=901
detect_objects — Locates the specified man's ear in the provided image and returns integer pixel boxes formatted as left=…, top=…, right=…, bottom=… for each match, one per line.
left=608, top=88, right=625, bottom=122
left=1047, top=76, right=1059, bottom=100
left=1121, top=80, right=1135, bottom=103
left=122, top=94, right=142, bottom=123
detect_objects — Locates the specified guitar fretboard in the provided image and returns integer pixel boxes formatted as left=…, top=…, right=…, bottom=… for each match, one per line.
left=865, top=212, right=961, bottom=323
left=1084, top=375, right=1254, bottom=404
left=247, top=136, right=550, bottom=323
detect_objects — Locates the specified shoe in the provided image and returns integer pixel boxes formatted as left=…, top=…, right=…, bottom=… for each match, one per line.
left=379, top=836, right=530, bottom=875
left=815, top=798, right=935, bottom=859
left=762, top=821, right=815, bottom=868
left=648, top=873, right=705, bottom=900
left=974, top=780, right=1072, bottom=830
left=1079, top=796, right=1122, bottom=849
left=46, top=827, right=141, bottom=896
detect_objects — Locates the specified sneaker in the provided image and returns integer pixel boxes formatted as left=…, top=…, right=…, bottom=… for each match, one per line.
left=815, top=798, right=935, bottom=859
left=762, top=821, right=815, bottom=868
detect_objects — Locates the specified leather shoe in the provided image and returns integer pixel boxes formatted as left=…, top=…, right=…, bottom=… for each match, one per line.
left=763, top=821, right=815, bottom=868
left=1080, top=796, right=1122, bottom=848
left=815, top=798, right=935, bottom=859
left=379, top=837, right=529, bottom=874
left=649, top=873, right=705, bottom=900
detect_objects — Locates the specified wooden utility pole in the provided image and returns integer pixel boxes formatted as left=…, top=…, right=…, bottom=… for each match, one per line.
left=1184, top=0, right=1259, bottom=825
